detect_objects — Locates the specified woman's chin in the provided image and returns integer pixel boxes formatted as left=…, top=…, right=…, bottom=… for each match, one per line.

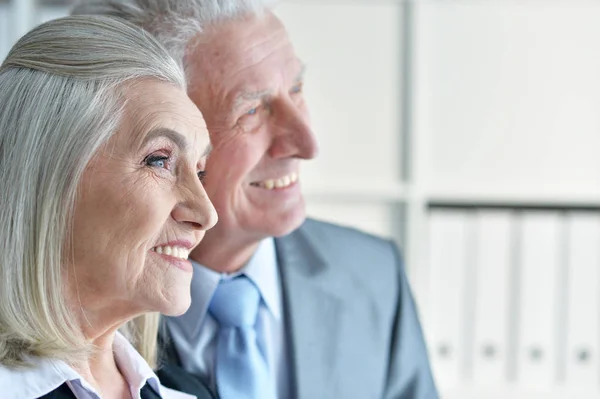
left=154, top=292, right=192, bottom=317
left=152, top=270, right=193, bottom=316
left=164, top=300, right=191, bottom=317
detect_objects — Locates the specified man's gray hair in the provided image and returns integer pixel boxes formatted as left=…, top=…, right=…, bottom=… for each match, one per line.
left=0, top=15, right=184, bottom=367
left=71, top=0, right=278, bottom=76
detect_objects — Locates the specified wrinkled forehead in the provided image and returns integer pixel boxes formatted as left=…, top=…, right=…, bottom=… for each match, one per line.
left=114, top=80, right=209, bottom=154
left=187, top=11, right=302, bottom=88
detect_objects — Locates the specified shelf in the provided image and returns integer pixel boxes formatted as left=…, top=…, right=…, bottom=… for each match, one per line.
left=440, top=383, right=599, bottom=399
left=427, top=187, right=600, bottom=209
left=304, top=181, right=600, bottom=209
left=303, top=180, right=410, bottom=202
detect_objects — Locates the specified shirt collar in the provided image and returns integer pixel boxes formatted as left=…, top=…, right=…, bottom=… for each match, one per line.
left=113, top=331, right=163, bottom=397
left=243, top=237, right=281, bottom=320
left=0, top=332, right=184, bottom=399
left=0, top=353, right=90, bottom=399
left=171, top=237, right=282, bottom=341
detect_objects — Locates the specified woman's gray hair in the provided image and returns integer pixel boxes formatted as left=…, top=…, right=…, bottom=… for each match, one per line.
left=71, top=0, right=278, bottom=77
left=0, top=15, right=185, bottom=368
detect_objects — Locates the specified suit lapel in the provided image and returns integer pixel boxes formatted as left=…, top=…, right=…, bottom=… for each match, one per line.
left=37, top=383, right=77, bottom=399
left=275, top=227, right=343, bottom=399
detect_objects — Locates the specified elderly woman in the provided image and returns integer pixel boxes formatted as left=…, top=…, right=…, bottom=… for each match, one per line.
left=0, top=15, right=218, bottom=399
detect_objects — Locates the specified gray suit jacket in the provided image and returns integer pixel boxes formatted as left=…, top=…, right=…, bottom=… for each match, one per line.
left=159, top=218, right=437, bottom=399
left=275, top=218, right=437, bottom=399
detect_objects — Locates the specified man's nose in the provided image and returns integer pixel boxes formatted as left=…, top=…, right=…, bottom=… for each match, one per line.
left=267, top=97, right=319, bottom=160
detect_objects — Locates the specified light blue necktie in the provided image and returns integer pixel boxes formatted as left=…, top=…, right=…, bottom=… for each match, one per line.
left=208, top=276, right=275, bottom=399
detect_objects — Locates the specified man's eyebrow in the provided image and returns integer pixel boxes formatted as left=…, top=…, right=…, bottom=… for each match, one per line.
left=231, top=62, right=307, bottom=113
left=232, top=89, right=272, bottom=112
left=294, top=63, right=307, bottom=84
left=140, top=127, right=188, bottom=151
left=202, top=143, right=213, bottom=158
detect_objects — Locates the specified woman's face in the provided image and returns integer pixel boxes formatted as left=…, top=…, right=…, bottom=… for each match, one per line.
left=70, top=80, right=217, bottom=325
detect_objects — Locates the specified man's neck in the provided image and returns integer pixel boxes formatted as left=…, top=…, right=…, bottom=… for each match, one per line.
left=190, top=232, right=262, bottom=273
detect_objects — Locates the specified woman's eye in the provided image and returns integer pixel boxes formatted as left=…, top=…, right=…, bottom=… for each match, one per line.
left=197, top=170, right=207, bottom=182
left=144, top=154, right=170, bottom=170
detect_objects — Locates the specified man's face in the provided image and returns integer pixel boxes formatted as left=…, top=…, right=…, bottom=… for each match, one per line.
left=186, top=11, right=318, bottom=246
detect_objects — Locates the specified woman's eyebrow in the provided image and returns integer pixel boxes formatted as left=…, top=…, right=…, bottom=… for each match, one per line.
left=140, top=127, right=188, bottom=151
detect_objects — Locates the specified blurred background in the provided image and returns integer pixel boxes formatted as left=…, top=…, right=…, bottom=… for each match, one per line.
left=2, top=0, right=600, bottom=397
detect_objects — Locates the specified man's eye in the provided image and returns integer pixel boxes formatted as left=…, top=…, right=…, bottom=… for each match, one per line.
left=246, top=106, right=258, bottom=115
left=144, top=155, right=170, bottom=169
left=197, top=170, right=207, bottom=182
left=290, top=83, right=303, bottom=94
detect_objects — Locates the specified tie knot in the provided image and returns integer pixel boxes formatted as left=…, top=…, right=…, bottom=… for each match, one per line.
left=209, top=276, right=261, bottom=327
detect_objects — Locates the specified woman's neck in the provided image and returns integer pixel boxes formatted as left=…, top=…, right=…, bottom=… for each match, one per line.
left=71, top=332, right=132, bottom=399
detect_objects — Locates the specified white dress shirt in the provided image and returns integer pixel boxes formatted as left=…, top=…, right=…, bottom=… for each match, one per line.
left=0, top=331, right=194, bottom=399
left=166, top=238, right=290, bottom=399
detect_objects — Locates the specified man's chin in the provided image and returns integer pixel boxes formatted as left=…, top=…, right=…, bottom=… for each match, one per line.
left=194, top=203, right=306, bottom=246
left=268, top=208, right=307, bottom=238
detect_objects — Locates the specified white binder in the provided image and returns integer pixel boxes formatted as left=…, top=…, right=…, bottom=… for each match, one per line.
left=472, top=210, right=512, bottom=384
left=427, top=209, right=471, bottom=389
left=565, top=212, right=600, bottom=387
left=517, top=212, right=561, bottom=388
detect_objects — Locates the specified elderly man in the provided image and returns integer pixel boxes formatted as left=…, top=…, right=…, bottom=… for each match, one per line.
left=72, top=1, right=438, bottom=398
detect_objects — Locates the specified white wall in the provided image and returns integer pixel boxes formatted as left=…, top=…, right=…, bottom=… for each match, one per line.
left=416, top=0, right=600, bottom=201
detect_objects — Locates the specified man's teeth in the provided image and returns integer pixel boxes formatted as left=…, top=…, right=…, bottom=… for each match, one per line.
left=256, top=172, right=298, bottom=190
left=151, top=246, right=189, bottom=260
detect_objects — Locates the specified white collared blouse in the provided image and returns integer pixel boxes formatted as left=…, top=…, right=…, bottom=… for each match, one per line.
left=0, top=332, right=194, bottom=399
